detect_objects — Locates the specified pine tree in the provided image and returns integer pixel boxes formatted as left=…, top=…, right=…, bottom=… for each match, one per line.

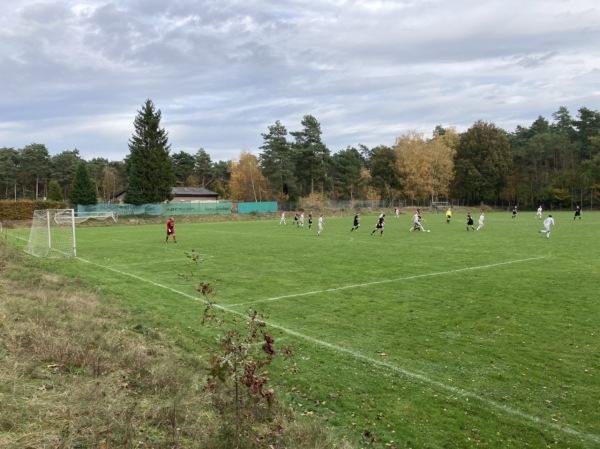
left=259, top=120, right=297, bottom=200
left=70, top=163, right=97, bottom=206
left=290, top=115, right=331, bottom=196
left=126, top=99, right=175, bottom=205
left=47, top=179, right=63, bottom=201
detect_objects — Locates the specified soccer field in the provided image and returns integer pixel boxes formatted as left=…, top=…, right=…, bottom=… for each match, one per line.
left=10, top=210, right=600, bottom=448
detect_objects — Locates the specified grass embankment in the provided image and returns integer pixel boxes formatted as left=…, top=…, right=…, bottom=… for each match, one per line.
left=0, top=242, right=354, bottom=449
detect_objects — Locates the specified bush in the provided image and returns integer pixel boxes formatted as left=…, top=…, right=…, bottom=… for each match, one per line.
left=297, top=192, right=328, bottom=212
left=0, top=200, right=68, bottom=221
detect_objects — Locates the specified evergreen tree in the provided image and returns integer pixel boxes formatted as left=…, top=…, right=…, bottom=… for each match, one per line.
left=259, top=120, right=297, bottom=200
left=47, top=179, right=63, bottom=201
left=552, top=106, right=575, bottom=138
left=126, top=99, right=174, bottom=205
left=70, top=162, right=97, bottom=206
left=87, top=157, right=109, bottom=199
left=369, top=145, right=401, bottom=200
left=194, top=148, right=214, bottom=188
left=211, top=160, right=231, bottom=198
left=290, top=115, right=331, bottom=196
left=20, top=143, right=50, bottom=199
left=573, top=107, right=600, bottom=160
left=171, top=151, right=196, bottom=186
left=0, top=147, right=19, bottom=200
left=50, top=149, right=83, bottom=200
left=330, top=146, right=365, bottom=201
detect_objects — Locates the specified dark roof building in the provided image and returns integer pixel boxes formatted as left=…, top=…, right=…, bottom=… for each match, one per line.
left=113, top=187, right=219, bottom=203
left=171, top=187, right=219, bottom=202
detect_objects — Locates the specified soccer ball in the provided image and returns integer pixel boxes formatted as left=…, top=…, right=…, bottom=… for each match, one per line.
left=427, top=230, right=431, bottom=233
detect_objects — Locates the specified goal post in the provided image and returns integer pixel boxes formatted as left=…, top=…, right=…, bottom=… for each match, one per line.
left=24, top=209, right=77, bottom=258
left=430, top=200, right=450, bottom=212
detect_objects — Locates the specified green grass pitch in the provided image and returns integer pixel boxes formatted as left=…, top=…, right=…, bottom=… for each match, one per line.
left=10, top=210, right=600, bottom=447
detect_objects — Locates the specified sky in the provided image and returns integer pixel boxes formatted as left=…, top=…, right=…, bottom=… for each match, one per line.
left=1, top=0, right=599, bottom=163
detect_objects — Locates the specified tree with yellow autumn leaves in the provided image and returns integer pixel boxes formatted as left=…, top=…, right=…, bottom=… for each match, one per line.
left=229, top=151, right=270, bottom=202
left=394, top=129, right=457, bottom=203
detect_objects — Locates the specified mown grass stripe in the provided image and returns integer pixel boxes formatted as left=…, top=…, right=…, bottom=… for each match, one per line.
left=76, top=254, right=600, bottom=445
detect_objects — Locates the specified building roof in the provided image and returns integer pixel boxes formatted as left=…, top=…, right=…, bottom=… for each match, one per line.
left=113, top=187, right=219, bottom=200
left=171, top=187, right=218, bottom=197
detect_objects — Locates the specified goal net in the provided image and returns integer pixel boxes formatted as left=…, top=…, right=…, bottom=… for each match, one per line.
left=75, top=211, right=118, bottom=224
left=24, top=209, right=77, bottom=258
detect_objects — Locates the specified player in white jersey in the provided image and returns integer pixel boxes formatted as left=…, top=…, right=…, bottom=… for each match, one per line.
left=539, top=214, right=555, bottom=239
left=279, top=212, right=286, bottom=225
left=317, top=215, right=324, bottom=236
left=476, top=213, right=485, bottom=231
left=299, top=212, right=305, bottom=228
left=536, top=205, right=543, bottom=219
left=410, top=209, right=422, bottom=231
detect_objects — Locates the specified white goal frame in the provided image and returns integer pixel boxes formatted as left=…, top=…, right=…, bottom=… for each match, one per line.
left=24, top=210, right=118, bottom=258
left=430, top=200, right=450, bottom=212
left=24, top=209, right=77, bottom=258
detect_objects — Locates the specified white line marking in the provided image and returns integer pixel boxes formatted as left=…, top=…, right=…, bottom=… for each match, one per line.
left=109, top=258, right=187, bottom=267
left=230, top=256, right=546, bottom=307
left=73, top=254, right=600, bottom=445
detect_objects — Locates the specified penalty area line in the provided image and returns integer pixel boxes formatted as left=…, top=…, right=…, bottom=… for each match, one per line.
left=74, top=255, right=600, bottom=445
left=230, top=256, right=546, bottom=307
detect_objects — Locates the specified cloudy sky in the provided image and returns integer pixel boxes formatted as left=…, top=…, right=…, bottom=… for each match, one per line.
left=1, top=0, right=599, bottom=162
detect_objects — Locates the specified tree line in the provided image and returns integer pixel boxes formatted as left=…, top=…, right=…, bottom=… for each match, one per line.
left=1, top=100, right=599, bottom=208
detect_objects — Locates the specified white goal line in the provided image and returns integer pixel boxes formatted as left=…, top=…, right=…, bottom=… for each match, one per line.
left=229, top=256, right=546, bottom=307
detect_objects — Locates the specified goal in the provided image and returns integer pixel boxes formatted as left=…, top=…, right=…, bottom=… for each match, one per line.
left=71, top=211, right=118, bottom=224
left=430, top=200, right=450, bottom=212
left=24, top=209, right=77, bottom=258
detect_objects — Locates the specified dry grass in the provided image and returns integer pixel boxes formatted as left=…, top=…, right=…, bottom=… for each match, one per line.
left=0, top=242, right=355, bottom=449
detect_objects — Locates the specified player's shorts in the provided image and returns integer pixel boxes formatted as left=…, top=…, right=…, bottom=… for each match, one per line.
left=167, top=229, right=173, bottom=235
left=376, top=223, right=383, bottom=229
left=575, top=211, right=581, bottom=216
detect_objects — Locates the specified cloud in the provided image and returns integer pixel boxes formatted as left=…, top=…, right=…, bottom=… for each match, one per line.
left=1, top=0, right=599, bottom=161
